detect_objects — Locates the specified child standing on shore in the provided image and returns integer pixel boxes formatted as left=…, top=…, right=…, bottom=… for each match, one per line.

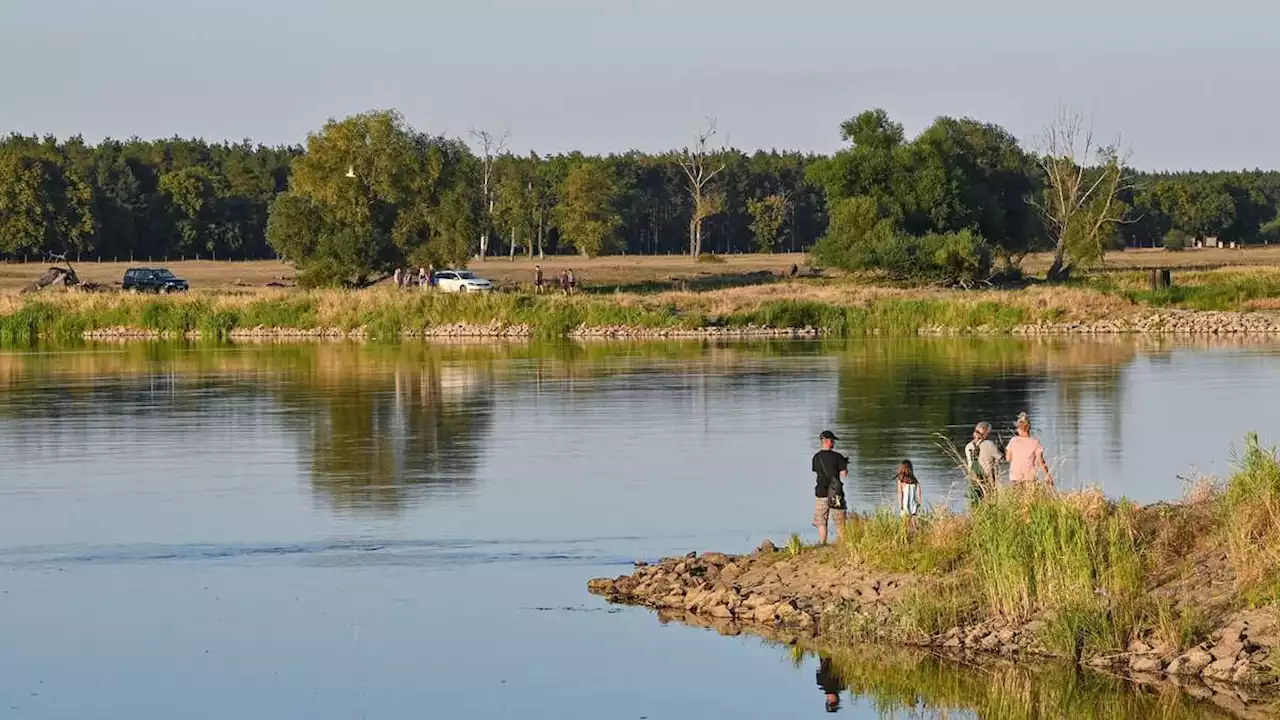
left=897, top=460, right=921, bottom=531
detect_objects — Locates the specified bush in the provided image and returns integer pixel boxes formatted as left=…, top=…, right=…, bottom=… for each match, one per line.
left=1164, top=230, right=1191, bottom=252
left=696, top=252, right=726, bottom=264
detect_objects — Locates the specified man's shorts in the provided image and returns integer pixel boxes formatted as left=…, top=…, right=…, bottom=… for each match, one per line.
left=813, top=497, right=847, bottom=527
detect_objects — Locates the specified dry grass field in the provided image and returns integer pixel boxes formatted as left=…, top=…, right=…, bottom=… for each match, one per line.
left=0, top=253, right=810, bottom=294
left=3, top=246, right=1280, bottom=295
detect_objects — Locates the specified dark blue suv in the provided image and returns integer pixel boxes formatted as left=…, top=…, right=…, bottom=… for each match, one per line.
left=123, top=268, right=189, bottom=293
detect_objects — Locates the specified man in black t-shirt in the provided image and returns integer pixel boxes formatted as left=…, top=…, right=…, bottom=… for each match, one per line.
left=811, top=430, right=849, bottom=544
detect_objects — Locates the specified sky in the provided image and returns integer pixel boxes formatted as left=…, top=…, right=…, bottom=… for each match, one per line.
left=2, top=0, right=1277, bottom=170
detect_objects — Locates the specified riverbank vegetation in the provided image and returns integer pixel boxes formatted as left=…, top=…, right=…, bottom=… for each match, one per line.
left=7, top=264, right=1280, bottom=343
left=832, top=434, right=1280, bottom=662
left=3, top=108, right=1279, bottom=286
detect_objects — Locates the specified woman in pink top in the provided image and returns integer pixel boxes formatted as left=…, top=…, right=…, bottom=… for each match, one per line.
left=1005, top=413, right=1054, bottom=487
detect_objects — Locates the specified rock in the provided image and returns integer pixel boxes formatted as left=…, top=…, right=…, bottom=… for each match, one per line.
left=1210, top=634, right=1245, bottom=662
left=1168, top=648, right=1213, bottom=676
left=709, top=604, right=733, bottom=618
left=753, top=604, right=779, bottom=623
left=658, top=593, right=685, bottom=609
left=719, top=564, right=741, bottom=583
left=586, top=578, right=613, bottom=593
left=685, top=552, right=697, bottom=559
left=775, top=601, right=799, bottom=621
left=1232, top=661, right=1273, bottom=686
left=683, top=589, right=710, bottom=612
left=942, top=637, right=962, bottom=649
left=1128, top=640, right=1153, bottom=655
left=979, top=634, right=1001, bottom=651
left=1000, top=644, right=1020, bottom=656
left=1087, top=656, right=1117, bottom=668
left=997, top=629, right=1016, bottom=644
left=1130, top=657, right=1164, bottom=673
left=701, top=552, right=730, bottom=567
left=1202, top=656, right=1239, bottom=681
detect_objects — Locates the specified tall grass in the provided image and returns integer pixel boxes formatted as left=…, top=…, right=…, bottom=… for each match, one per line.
left=0, top=288, right=1055, bottom=344
left=832, top=439, right=1280, bottom=659
left=1090, top=269, right=1280, bottom=311
left=1220, top=433, right=1280, bottom=592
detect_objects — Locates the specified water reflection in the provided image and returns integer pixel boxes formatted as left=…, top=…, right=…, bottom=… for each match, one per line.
left=268, top=350, right=496, bottom=514
left=2, top=335, right=1279, bottom=520
left=799, top=645, right=1248, bottom=719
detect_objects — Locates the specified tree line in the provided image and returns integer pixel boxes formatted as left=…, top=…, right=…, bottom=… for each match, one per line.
left=2, top=109, right=1278, bottom=286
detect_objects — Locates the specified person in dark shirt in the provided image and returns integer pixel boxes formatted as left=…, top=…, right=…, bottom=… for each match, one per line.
left=816, top=656, right=845, bottom=713
left=812, top=430, right=849, bottom=545
left=533, top=265, right=544, bottom=293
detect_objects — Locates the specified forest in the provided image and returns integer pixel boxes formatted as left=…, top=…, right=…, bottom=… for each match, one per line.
left=1, top=109, right=1278, bottom=285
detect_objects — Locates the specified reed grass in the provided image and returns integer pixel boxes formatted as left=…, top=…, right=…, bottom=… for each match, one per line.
left=0, top=285, right=1072, bottom=344
left=834, top=438, right=1280, bottom=658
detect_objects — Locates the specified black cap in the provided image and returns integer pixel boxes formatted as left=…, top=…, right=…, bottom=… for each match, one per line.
left=820, top=430, right=838, bottom=441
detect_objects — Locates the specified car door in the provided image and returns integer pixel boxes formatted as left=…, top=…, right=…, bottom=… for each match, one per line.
left=437, top=272, right=459, bottom=292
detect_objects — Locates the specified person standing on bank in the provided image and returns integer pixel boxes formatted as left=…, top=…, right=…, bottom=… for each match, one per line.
left=1006, top=412, right=1054, bottom=488
left=533, top=265, right=544, bottom=293
left=812, top=430, right=849, bottom=545
left=964, top=421, right=1002, bottom=505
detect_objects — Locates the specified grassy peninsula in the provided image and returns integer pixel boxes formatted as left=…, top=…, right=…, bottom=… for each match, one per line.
left=591, top=435, right=1280, bottom=708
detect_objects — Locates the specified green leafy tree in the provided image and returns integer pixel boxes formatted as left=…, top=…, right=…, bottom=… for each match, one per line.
left=267, top=110, right=477, bottom=285
left=746, top=194, right=792, bottom=252
left=0, top=143, right=95, bottom=258
left=555, top=161, right=622, bottom=257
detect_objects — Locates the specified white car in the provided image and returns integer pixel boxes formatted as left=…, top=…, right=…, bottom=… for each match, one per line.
left=434, top=270, right=493, bottom=293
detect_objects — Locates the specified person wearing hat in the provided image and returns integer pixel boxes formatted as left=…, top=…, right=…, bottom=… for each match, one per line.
left=812, top=430, right=849, bottom=544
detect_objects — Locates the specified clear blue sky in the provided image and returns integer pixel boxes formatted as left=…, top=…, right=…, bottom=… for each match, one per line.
left=2, top=0, right=1275, bottom=170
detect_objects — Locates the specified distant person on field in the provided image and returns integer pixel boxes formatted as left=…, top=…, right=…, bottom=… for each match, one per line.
left=897, top=459, right=921, bottom=530
left=427, top=264, right=436, bottom=290
left=393, top=267, right=403, bottom=288
left=417, top=267, right=427, bottom=287
left=811, top=430, right=849, bottom=545
left=815, top=656, right=845, bottom=713
left=567, top=268, right=576, bottom=295
left=964, top=421, right=1002, bottom=505
left=789, top=263, right=799, bottom=278
left=559, top=270, right=570, bottom=295
left=1006, top=412, right=1054, bottom=487
left=533, top=265, right=544, bottom=293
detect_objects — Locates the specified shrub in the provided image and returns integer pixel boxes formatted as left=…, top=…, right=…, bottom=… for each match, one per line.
left=1164, top=230, right=1191, bottom=252
left=696, top=252, right=726, bottom=264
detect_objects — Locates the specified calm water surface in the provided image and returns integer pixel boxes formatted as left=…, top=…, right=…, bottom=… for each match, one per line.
left=2, top=338, right=1277, bottom=719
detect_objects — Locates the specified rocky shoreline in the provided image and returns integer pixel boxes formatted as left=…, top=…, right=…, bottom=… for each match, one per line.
left=588, top=543, right=1280, bottom=716
left=57, top=308, right=1280, bottom=340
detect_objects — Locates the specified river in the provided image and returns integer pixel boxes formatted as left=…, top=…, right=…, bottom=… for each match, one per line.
left=2, top=337, right=1277, bottom=718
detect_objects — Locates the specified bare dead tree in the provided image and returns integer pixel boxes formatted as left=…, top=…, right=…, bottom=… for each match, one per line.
left=677, top=117, right=728, bottom=257
left=1031, top=108, right=1133, bottom=282
left=470, top=127, right=510, bottom=261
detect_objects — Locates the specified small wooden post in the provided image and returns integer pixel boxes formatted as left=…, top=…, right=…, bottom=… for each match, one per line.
left=1149, top=269, right=1160, bottom=291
